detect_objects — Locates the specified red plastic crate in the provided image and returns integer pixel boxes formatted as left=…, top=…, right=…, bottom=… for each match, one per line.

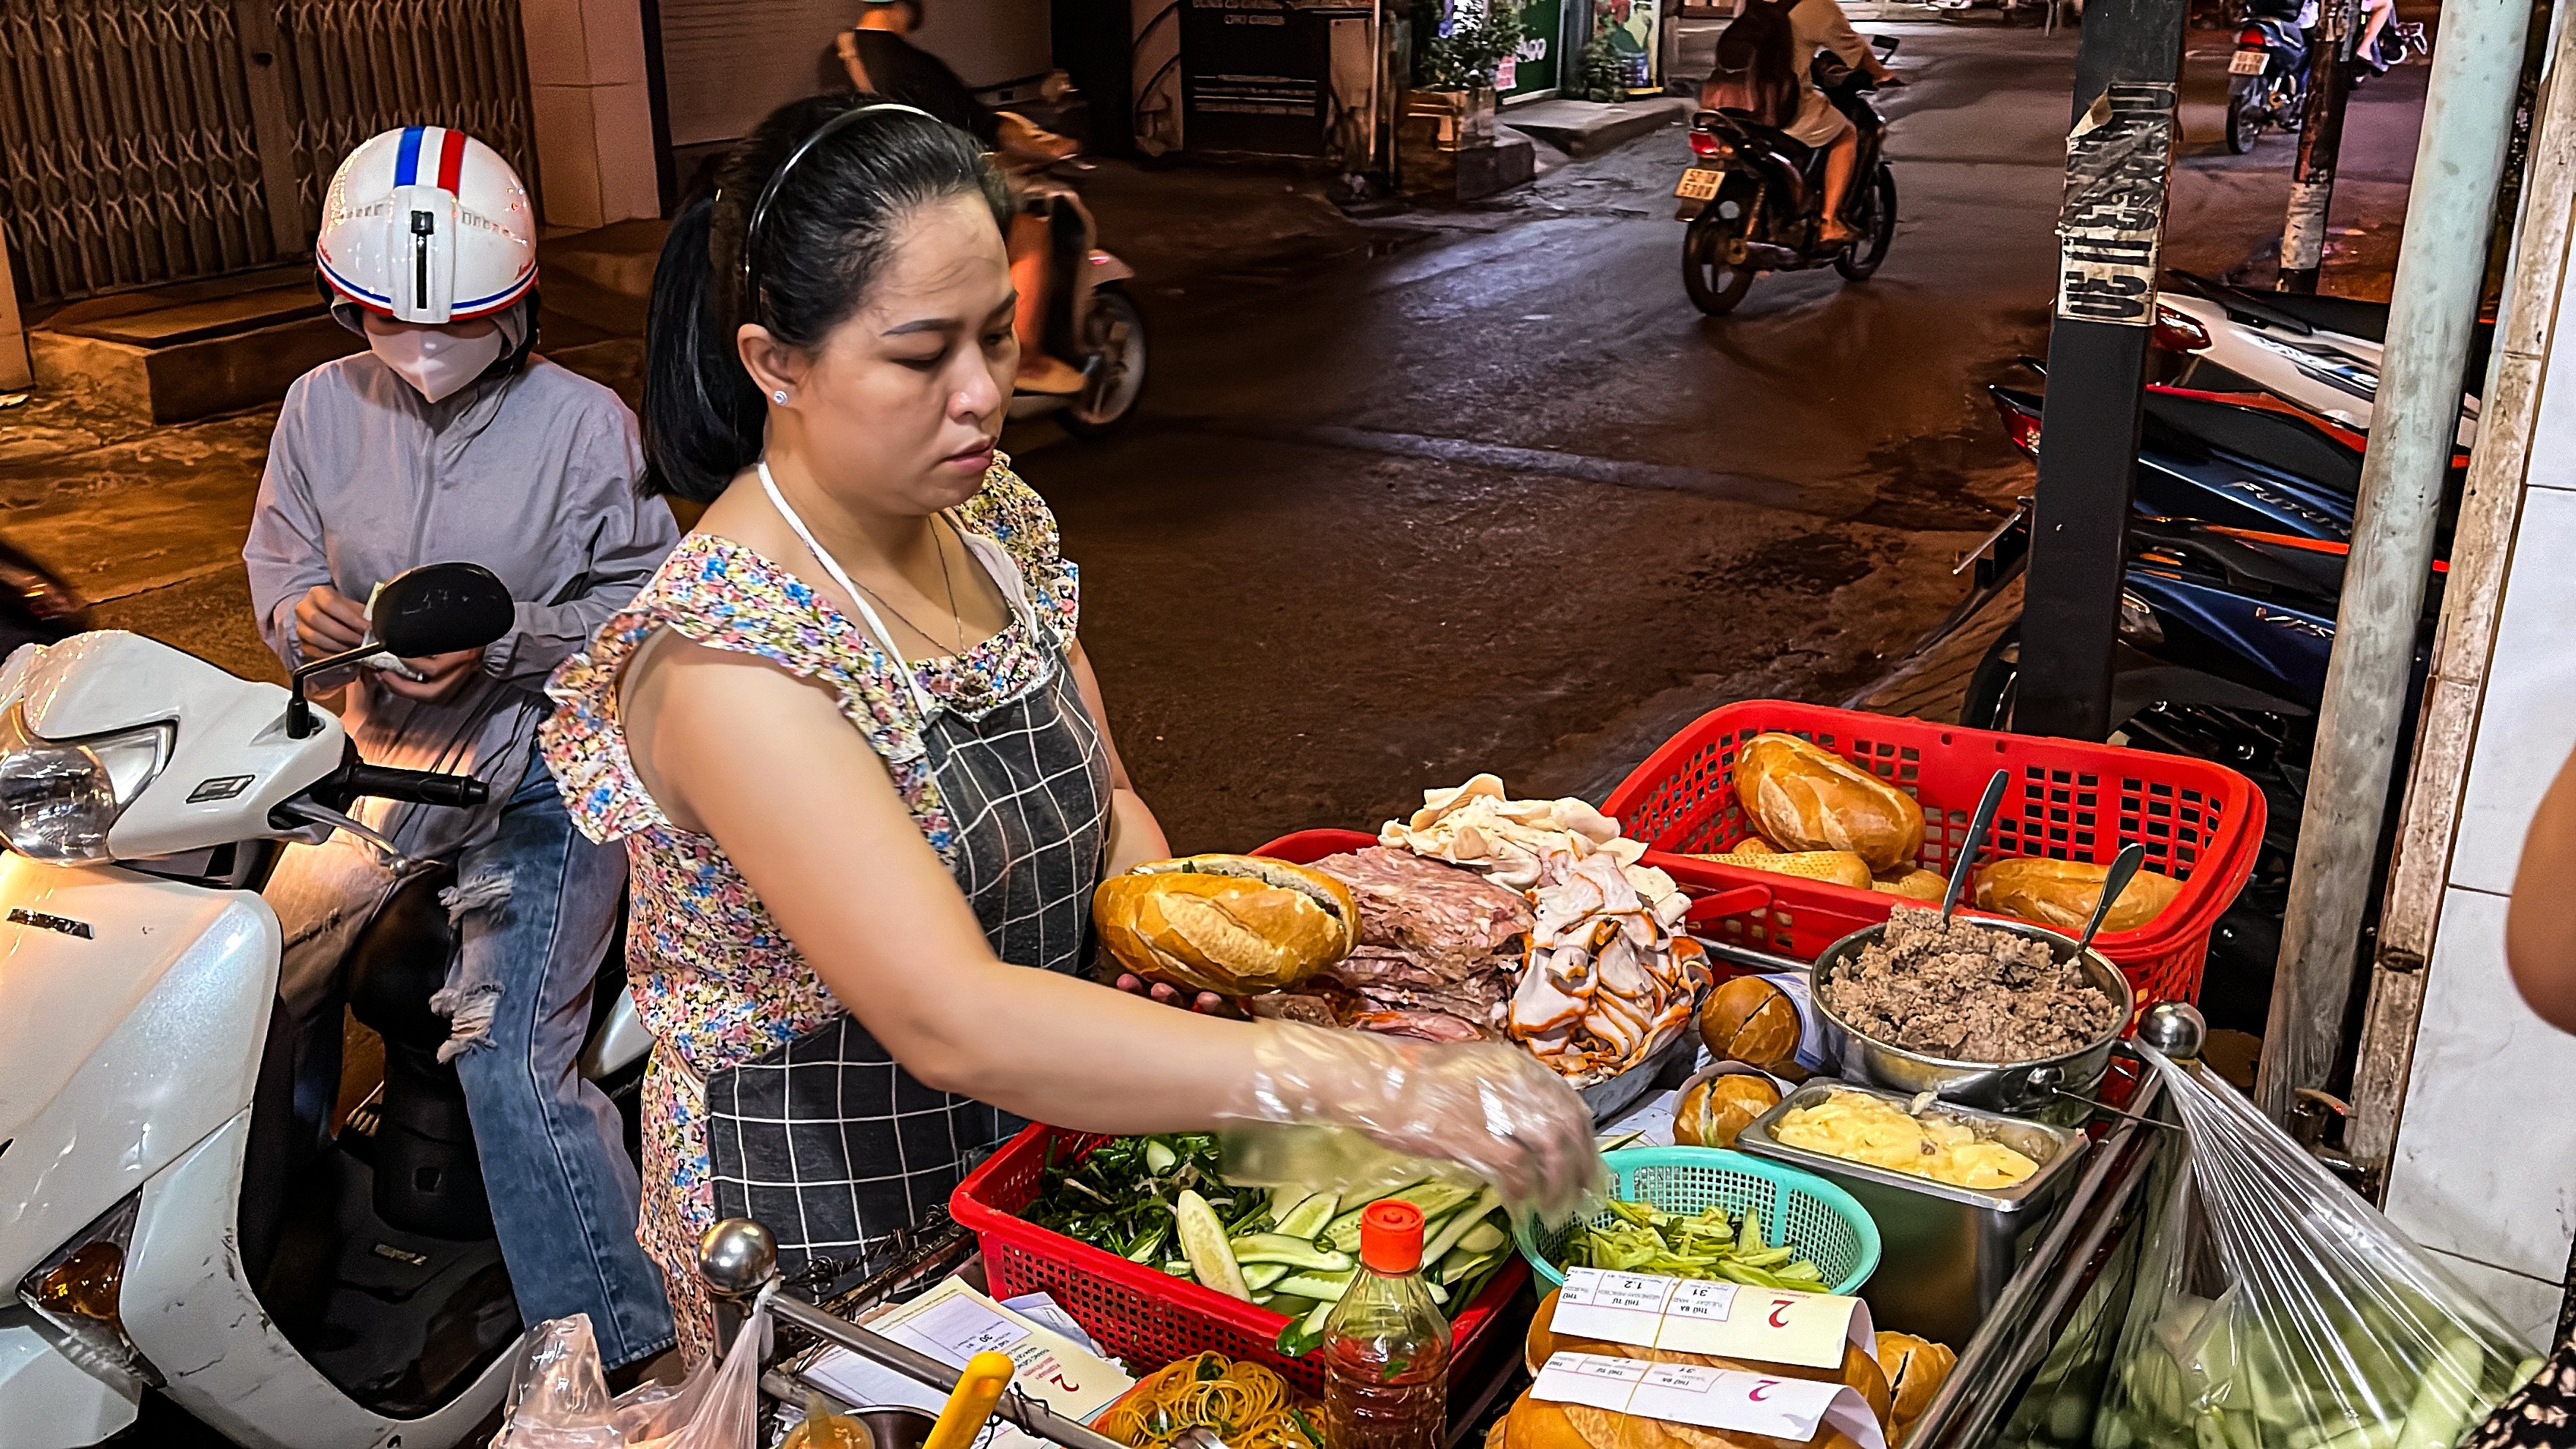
left=950, top=1124, right=1526, bottom=1396
left=1600, top=701, right=2265, bottom=1010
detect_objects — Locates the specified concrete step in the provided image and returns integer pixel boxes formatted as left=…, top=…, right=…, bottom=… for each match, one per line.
left=539, top=218, right=670, bottom=301
left=1496, top=96, right=1692, bottom=158
left=33, top=268, right=360, bottom=424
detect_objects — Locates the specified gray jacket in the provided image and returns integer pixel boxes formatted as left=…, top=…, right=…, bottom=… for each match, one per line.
left=244, top=350, right=679, bottom=858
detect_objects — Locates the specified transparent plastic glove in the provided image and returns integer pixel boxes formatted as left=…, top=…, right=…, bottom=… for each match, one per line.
left=1217, top=1021, right=1605, bottom=1222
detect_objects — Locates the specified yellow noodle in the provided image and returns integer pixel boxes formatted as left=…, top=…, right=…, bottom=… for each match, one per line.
left=1093, top=1354, right=1314, bottom=1449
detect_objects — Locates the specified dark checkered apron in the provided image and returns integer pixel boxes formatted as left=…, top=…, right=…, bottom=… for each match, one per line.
left=702, top=465, right=1111, bottom=1281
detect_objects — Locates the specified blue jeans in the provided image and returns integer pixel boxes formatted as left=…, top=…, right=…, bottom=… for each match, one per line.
left=449, top=752, right=675, bottom=1367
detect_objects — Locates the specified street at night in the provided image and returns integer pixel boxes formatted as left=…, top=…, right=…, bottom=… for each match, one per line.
left=9, top=0, right=2576, bottom=1443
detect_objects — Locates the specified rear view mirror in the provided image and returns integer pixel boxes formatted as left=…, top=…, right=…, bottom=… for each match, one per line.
left=372, top=562, right=516, bottom=659
left=284, top=562, right=516, bottom=738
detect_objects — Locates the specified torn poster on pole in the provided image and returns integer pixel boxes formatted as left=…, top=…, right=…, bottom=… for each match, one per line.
left=2056, top=82, right=2177, bottom=324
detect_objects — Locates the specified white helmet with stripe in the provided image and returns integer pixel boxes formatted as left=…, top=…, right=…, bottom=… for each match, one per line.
left=316, top=126, right=535, bottom=323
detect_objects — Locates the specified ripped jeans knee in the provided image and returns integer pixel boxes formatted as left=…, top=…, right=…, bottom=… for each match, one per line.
left=431, top=869, right=514, bottom=1062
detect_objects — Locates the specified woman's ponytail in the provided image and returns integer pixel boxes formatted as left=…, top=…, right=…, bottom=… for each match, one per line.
left=640, top=193, right=767, bottom=501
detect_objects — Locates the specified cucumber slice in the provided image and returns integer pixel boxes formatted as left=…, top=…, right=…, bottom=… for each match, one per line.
left=1177, top=1189, right=1251, bottom=1300
left=1244, top=1263, right=1292, bottom=1292
left=1456, top=1221, right=1507, bottom=1255
left=1277, top=1192, right=1339, bottom=1240
left=1272, top=1270, right=1357, bottom=1301
left=1227, top=1234, right=1355, bottom=1271
left=1322, top=1183, right=1479, bottom=1253
left=1420, top=1191, right=1502, bottom=1266
left=1268, top=1188, right=1311, bottom=1227
left=1145, top=1139, right=1177, bottom=1173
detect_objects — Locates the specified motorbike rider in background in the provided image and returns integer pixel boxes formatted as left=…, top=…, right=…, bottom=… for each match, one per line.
left=1710, top=0, right=1901, bottom=244
left=833, top=0, right=1089, bottom=394
left=240, top=127, right=681, bottom=1376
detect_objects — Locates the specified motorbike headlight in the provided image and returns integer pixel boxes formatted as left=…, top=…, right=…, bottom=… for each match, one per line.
left=18, top=1191, right=157, bottom=1387
left=0, top=705, right=172, bottom=864
left=2119, top=589, right=2165, bottom=647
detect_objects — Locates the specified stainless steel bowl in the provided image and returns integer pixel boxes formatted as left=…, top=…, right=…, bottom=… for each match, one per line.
left=1808, top=916, right=2135, bottom=1113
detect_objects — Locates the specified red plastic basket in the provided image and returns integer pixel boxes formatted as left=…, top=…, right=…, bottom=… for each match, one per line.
left=1600, top=701, right=2264, bottom=1010
left=949, top=1125, right=1524, bottom=1396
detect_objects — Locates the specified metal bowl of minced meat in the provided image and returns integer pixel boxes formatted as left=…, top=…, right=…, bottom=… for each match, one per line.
left=1809, top=905, right=2134, bottom=1112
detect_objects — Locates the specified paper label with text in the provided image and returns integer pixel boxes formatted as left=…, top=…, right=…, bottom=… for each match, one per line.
left=802, top=1277, right=1134, bottom=1449
left=1532, top=1352, right=1887, bottom=1449
left=1553, top=1268, right=1873, bottom=1369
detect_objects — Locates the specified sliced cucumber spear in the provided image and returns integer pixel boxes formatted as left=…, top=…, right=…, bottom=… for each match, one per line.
left=1177, top=1189, right=1252, bottom=1300
left=1418, top=1189, right=1501, bottom=1267
left=1227, top=1234, right=1355, bottom=1272
left=1244, top=1263, right=1292, bottom=1292
left=1276, top=1192, right=1338, bottom=1240
left=1271, top=1269, right=1358, bottom=1301
left=1322, top=1183, right=1479, bottom=1254
left=1145, top=1139, right=1178, bottom=1173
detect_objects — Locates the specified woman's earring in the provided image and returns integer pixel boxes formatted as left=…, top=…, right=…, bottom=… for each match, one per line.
left=772, top=389, right=790, bottom=404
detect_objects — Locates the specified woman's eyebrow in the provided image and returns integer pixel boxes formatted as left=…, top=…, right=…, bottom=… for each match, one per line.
left=884, top=316, right=963, bottom=337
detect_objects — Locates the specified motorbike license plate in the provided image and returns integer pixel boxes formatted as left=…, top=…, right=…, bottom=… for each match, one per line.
left=1674, top=168, right=1725, bottom=201
left=2229, top=48, right=2269, bottom=75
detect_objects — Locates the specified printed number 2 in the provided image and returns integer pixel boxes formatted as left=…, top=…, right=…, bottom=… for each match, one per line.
left=1767, top=1298, right=1796, bottom=1328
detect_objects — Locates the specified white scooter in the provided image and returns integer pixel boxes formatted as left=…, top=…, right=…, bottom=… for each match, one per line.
left=0, top=564, right=648, bottom=1449
left=2152, top=269, right=2484, bottom=447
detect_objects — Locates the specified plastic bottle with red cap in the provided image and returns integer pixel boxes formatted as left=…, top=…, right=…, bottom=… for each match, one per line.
left=1321, top=1199, right=1452, bottom=1449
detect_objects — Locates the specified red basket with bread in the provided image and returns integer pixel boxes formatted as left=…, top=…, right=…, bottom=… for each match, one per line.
left=1601, top=700, right=2264, bottom=1011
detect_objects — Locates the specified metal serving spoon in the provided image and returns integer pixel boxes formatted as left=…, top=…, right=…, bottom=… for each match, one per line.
left=1938, top=769, right=2012, bottom=923
left=2072, top=842, right=2149, bottom=959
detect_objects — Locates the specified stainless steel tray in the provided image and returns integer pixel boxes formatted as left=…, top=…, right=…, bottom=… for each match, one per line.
left=1579, top=1017, right=1703, bottom=1126
left=1734, top=1080, right=2092, bottom=1346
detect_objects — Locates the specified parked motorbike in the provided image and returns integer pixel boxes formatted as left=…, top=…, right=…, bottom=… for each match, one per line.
left=2226, top=0, right=2311, bottom=153
left=1911, top=386, right=2444, bottom=1030
left=2152, top=269, right=2485, bottom=444
left=1677, top=38, right=1901, bottom=315
left=0, top=563, right=646, bottom=1449
left=997, top=116, right=1147, bottom=436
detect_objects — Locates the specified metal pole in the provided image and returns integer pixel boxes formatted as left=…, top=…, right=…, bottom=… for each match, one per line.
left=2257, top=0, right=2534, bottom=1122
left=2014, top=0, right=2189, bottom=741
left=2278, top=0, right=2358, bottom=292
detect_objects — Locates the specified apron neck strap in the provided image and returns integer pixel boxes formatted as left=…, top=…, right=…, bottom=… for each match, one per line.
left=757, top=459, right=939, bottom=717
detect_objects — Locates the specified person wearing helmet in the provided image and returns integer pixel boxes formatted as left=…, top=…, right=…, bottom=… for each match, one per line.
left=242, top=127, right=681, bottom=1371
left=832, top=0, right=1088, bottom=396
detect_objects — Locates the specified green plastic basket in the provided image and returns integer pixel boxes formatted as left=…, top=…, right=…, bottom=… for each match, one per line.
left=1517, top=1146, right=1882, bottom=1296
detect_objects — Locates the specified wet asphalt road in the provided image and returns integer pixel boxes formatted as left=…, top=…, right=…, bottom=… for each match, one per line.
left=1033, top=24, right=2077, bottom=852
left=4, top=18, right=2404, bottom=864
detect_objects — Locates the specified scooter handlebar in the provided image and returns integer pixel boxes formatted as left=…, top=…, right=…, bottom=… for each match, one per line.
left=340, top=763, right=489, bottom=809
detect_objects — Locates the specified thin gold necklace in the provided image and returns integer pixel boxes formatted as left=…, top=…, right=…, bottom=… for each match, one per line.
left=847, top=517, right=973, bottom=659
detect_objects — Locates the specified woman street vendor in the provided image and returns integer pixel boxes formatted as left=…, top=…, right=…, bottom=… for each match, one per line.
left=539, top=96, right=1598, bottom=1360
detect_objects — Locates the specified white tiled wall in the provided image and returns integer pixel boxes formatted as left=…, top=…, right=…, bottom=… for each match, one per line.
left=2384, top=452, right=2576, bottom=1354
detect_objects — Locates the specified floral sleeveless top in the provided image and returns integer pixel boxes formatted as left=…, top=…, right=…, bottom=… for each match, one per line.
left=538, top=458, right=1078, bottom=1359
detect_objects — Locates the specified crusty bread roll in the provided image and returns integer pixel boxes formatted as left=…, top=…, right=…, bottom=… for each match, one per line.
left=1504, top=1396, right=1870, bottom=1449
left=1699, top=976, right=1803, bottom=1070
left=1525, top=1289, right=1893, bottom=1432
left=1974, top=856, right=2183, bottom=935
left=1674, top=1073, right=1783, bottom=1150
left=1876, top=1332, right=1958, bottom=1427
left=1690, top=850, right=1876, bottom=891
left=1872, top=869, right=1947, bottom=902
left=1093, top=855, right=1358, bottom=995
left=1731, top=734, right=1925, bottom=873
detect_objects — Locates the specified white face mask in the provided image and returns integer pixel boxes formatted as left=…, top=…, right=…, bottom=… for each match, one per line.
left=368, top=323, right=507, bottom=402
